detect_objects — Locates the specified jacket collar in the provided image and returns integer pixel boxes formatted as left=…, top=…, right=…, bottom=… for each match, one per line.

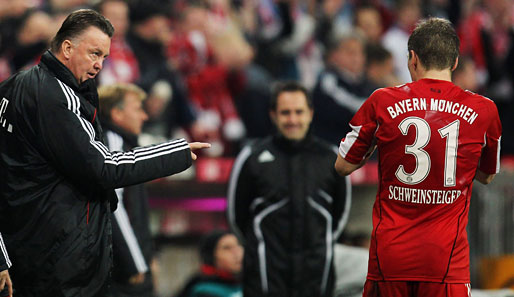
left=40, top=50, right=100, bottom=108
left=272, top=129, right=314, bottom=153
left=40, top=50, right=80, bottom=91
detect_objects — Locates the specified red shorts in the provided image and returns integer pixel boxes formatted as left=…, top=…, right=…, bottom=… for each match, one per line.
left=363, top=280, right=471, bottom=297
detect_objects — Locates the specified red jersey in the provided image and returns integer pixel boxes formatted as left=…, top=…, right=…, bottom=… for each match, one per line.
left=339, top=79, right=501, bottom=283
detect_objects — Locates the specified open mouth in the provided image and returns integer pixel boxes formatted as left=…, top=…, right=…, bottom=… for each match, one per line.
left=87, top=72, right=97, bottom=78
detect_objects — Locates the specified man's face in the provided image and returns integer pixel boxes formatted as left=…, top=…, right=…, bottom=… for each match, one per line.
left=270, top=91, right=313, bottom=141
left=111, top=92, right=148, bottom=135
left=356, top=8, right=383, bottom=42
left=67, top=26, right=110, bottom=84
left=214, top=234, right=243, bottom=274
left=101, top=0, right=129, bottom=37
left=333, top=39, right=366, bottom=76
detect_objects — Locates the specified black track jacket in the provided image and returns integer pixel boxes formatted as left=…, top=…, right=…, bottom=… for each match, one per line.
left=0, top=51, right=192, bottom=297
left=227, top=134, right=351, bottom=297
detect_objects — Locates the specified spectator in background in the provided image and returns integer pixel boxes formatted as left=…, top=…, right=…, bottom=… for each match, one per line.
left=8, top=9, right=53, bottom=71
left=228, top=81, right=351, bottom=297
left=0, top=8, right=54, bottom=80
left=457, top=0, right=514, bottom=154
left=452, top=56, right=479, bottom=92
left=175, top=230, right=243, bottom=297
left=127, top=0, right=202, bottom=141
left=312, top=32, right=376, bottom=145
left=381, top=0, right=421, bottom=83
left=98, top=83, right=156, bottom=297
left=96, top=0, right=140, bottom=85
left=365, top=43, right=400, bottom=88
left=354, top=4, right=384, bottom=45
left=247, top=0, right=316, bottom=81
left=167, top=0, right=247, bottom=156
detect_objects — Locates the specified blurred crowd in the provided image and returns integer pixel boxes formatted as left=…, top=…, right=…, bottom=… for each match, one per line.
left=1, top=0, right=513, bottom=156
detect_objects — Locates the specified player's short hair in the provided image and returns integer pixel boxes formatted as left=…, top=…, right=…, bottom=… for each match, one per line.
left=270, top=81, right=312, bottom=111
left=408, top=17, right=459, bottom=71
left=98, top=83, right=146, bottom=122
left=50, top=9, right=114, bottom=53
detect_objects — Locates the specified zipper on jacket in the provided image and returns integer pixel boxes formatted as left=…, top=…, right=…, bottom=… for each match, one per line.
left=87, top=202, right=90, bottom=224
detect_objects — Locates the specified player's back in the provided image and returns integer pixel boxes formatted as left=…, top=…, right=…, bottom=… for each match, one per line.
left=366, top=78, right=501, bottom=282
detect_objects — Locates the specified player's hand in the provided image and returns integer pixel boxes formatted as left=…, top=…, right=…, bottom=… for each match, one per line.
left=189, top=142, right=211, bottom=160
left=0, top=269, right=12, bottom=297
left=128, top=272, right=145, bottom=285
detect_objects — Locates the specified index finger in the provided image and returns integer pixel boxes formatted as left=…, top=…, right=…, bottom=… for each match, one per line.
left=189, top=142, right=211, bottom=150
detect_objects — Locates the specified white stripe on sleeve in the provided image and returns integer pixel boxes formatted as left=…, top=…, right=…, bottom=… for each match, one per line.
left=339, top=124, right=362, bottom=158
left=56, top=79, right=190, bottom=166
left=0, top=233, right=11, bottom=268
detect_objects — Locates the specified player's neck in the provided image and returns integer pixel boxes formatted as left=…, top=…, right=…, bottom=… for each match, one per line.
left=417, top=69, right=452, bottom=82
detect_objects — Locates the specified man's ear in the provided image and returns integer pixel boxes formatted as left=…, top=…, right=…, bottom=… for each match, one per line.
left=62, top=40, right=73, bottom=60
left=111, top=108, right=123, bottom=125
left=451, top=57, right=459, bottom=71
left=269, top=110, right=277, bottom=125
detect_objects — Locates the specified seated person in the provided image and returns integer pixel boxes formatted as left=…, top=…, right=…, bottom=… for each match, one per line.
left=175, top=230, right=243, bottom=297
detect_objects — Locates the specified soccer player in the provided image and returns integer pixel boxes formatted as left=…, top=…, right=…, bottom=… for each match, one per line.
left=335, top=17, right=501, bottom=297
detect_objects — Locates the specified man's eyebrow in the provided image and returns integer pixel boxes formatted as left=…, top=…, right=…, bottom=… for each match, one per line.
left=92, top=47, right=108, bottom=56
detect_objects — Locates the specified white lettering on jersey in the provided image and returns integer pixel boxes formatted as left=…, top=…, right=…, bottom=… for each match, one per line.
left=388, top=185, right=462, bottom=204
left=386, top=98, right=478, bottom=124
left=430, top=99, right=478, bottom=124
left=387, top=98, right=427, bottom=119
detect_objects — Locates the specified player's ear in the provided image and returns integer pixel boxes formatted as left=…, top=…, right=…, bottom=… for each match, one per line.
left=408, top=50, right=417, bottom=70
left=451, top=57, right=459, bottom=72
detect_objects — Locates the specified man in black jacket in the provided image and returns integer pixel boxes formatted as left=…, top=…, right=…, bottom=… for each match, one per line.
left=0, top=9, right=209, bottom=297
left=227, top=81, right=351, bottom=297
left=312, top=33, right=376, bottom=146
left=98, top=83, right=155, bottom=297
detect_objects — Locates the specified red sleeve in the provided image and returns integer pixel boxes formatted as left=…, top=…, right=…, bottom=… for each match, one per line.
left=479, top=101, right=502, bottom=174
left=338, top=90, right=379, bottom=164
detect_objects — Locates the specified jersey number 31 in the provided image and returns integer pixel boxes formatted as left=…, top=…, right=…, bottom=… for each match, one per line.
left=396, top=116, right=460, bottom=187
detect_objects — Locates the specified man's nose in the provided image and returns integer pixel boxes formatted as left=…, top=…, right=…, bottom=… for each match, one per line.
left=95, top=58, right=104, bottom=70
left=288, top=113, right=298, bottom=122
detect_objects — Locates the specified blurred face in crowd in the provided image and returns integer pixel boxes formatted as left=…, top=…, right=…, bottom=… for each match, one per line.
left=183, top=6, right=209, bottom=33
left=270, top=91, right=313, bottom=141
left=137, top=15, right=172, bottom=44
left=331, top=38, right=366, bottom=77
left=367, top=56, right=395, bottom=86
left=397, top=2, right=421, bottom=30
left=111, top=91, right=148, bottom=135
left=214, top=234, right=244, bottom=274
left=355, top=7, right=383, bottom=42
left=453, top=59, right=478, bottom=92
left=63, top=26, right=110, bottom=84
left=100, top=0, right=129, bottom=37
left=17, top=11, right=54, bottom=45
